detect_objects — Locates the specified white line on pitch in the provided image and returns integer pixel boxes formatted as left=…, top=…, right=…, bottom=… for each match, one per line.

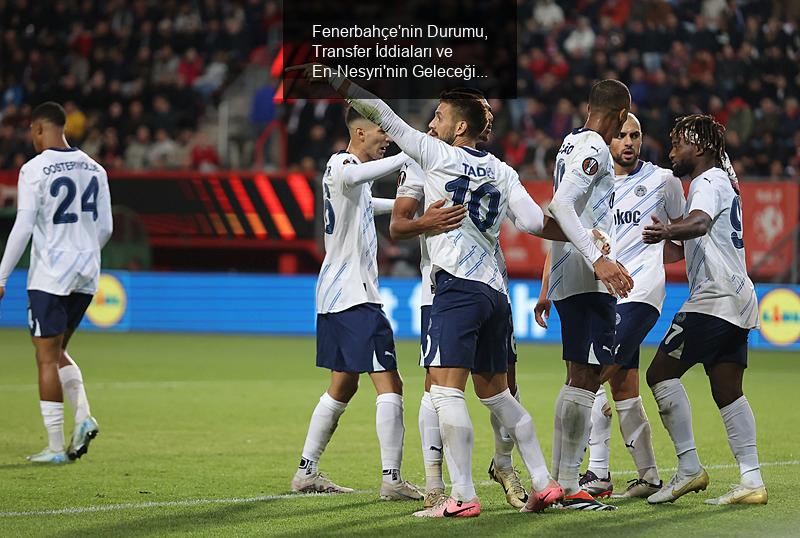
left=1, top=460, right=797, bottom=518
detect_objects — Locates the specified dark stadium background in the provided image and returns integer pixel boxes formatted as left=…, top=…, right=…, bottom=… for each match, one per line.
left=0, top=0, right=797, bottom=308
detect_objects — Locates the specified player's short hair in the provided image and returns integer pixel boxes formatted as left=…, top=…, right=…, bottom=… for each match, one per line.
left=345, top=106, right=368, bottom=129
left=588, top=80, right=631, bottom=114
left=670, top=114, right=726, bottom=165
left=31, top=102, right=66, bottom=127
left=439, top=89, right=488, bottom=138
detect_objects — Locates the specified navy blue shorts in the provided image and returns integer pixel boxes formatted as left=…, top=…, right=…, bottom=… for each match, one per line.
left=659, top=311, right=749, bottom=374
left=507, top=310, right=518, bottom=364
left=615, top=302, right=660, bottom=370
left=316, top=303, right=397, bottom=373
left=554, top=292, right=616, bottom=366
left=420, top=305, right=432, bottom=367
left=27, top=290, right=93, bottom=338
left=423, top=272, right=509, bottom=374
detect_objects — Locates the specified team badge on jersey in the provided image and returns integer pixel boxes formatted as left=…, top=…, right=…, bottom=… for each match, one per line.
left=582, top=157, right=599, bottom=175
left=397, top=170, right=406, bottom=186
left=635, top=185, right=647, bottom=197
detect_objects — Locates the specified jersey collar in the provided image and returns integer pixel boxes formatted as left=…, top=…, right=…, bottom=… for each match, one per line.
left=459, top=146, right=487, bottom=157
left=46, top=147, right=78, bottom=152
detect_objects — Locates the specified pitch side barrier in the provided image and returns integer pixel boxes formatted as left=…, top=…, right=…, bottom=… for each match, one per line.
left=0, top=271, right=796, bottom=351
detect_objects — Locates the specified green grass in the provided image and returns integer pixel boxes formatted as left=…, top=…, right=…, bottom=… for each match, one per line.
left=0, top=329, right=797, bottom=536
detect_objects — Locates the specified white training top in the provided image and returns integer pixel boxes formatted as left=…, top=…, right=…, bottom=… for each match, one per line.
left=614, top=161, right=685, bottom=311
left=3, top=148, right=112, bottom=295
left=315, top=151, right=403, bottom=314
left=396, top=156, right=514, bottom=306
left=548, top=128, right=616, bottom=301
left=679, top=167, right=758, bottom=328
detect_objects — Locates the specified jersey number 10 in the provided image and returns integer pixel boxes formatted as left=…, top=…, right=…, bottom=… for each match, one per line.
left=50, top=176, right=99, bottom=224
left=445, top=175, right=500, bottom=232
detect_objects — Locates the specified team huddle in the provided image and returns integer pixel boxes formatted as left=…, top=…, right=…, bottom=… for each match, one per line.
left=287, top=64, right=768, bottom=516
left=0, top=74, right=767, bottom=515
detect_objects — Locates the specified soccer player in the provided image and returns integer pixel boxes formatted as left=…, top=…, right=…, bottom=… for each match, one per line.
left=390, top=96, right=530, bottom=510
left=0, top=102, right=111, bottom=464
left=643, top=114, right=767, bottom=506
left=546, top=79, right=633, bottom=511
left=288, top=63, right=615, bottom=517
left=537, top=113, right=685, bottom=499
left=291, top=107, right=422, bottom=501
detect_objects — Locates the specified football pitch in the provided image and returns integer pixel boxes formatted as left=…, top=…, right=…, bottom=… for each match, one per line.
left=0, top=330, right=797, bottom=537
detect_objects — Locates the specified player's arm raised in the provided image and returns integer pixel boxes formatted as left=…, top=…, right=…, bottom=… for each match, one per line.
left=287, top=64, right=440, bottom=169
left=341, top=153, right=408, bottom=189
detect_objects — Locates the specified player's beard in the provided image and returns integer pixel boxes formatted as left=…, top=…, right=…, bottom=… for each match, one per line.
left=438, top=126, right=456, bottom=145
left=671, top=158, right=692, bottom=178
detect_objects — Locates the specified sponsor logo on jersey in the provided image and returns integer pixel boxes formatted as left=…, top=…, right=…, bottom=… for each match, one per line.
left=582, top=157, right=599, bottom=175
left=758, top=288, right=800, bottom=346
left=614, top=209, right=642, bottom=226
left=635, top=185, right=647, bottom=197
left=86, top=273, right=127, bottom=328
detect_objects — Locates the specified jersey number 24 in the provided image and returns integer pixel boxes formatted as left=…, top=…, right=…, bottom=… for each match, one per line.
left=50, top=176, right=99, bottom=224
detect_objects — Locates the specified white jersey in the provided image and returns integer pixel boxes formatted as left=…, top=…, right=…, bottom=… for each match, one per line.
left=680, top=167, right=758, bottom=328
left=19, top=148, right=111, bottom=295
left=422, top=146, right=519, bottom=293
left=316, top=151, right=381, bottom=314
left=396, top=158, right=434, bottom=306
left=614, top=161, right=685, bottom=311
left=396, top=156, right=513, bottom=305
left=548, top=128, right=616, bottom=301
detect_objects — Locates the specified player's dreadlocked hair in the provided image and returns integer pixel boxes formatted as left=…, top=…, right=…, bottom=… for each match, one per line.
left=671, top=114, right=739, bottom=193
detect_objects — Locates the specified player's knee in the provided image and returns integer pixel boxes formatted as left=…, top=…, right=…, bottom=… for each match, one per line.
left=568, top=363, right=601, bottom=392
left=711, top=385, right=743, bottom=409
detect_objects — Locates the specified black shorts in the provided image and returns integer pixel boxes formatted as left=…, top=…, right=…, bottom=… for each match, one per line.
left=316, top=303, right=397, bottom=373
left=659, top=311, right=749, bottom=374
left=554, top=292, right=616, bottom=366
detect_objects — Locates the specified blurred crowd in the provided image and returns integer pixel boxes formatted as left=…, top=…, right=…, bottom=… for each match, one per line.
left=0, top=0, right=280, bottom=170
left=1, top=1, right=799, bottom=179
left=282, top=0, right=800, bottom=179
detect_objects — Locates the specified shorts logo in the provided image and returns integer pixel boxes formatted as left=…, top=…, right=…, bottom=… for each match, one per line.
left=397, top=170, right=406, bottom=187
left=616, top=313, right=621, bottom=325
left=675, top=312, right=686, bottom=322
left=635, top=185, right=647, bottom=197
left=582, top=157, right=599, bottom=175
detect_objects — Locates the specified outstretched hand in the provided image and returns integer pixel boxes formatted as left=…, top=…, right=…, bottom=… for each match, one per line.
left=643, top=215, right=670, bottom=244
left=421, top=199, right=467, bottom=234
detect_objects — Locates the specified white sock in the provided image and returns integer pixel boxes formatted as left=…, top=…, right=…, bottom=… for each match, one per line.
left=551, top=384, right=568, bottom=480
left=40, top=401, right=65, bottom=453
left=419, top=392, right=445, bottom=491
left=298, top=392, right=347, bottom=475
left=430, top=384, right=476, bottom=501
left=490, top=411, right=514, bottom=470
left=616, top=395, right=660, bottom=483
left=587, top=386, right=611, bottom=478
left=557, top=386, right=595, bottom=495
left=376, top=392, right=404, bottom=484
left=652, top=379, right=701, bottom=477
left=720, top=396, right=763, bottom=488
left=481, top=389, right=552, bottom=491
left=58, top=363, right=91, bottom=423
